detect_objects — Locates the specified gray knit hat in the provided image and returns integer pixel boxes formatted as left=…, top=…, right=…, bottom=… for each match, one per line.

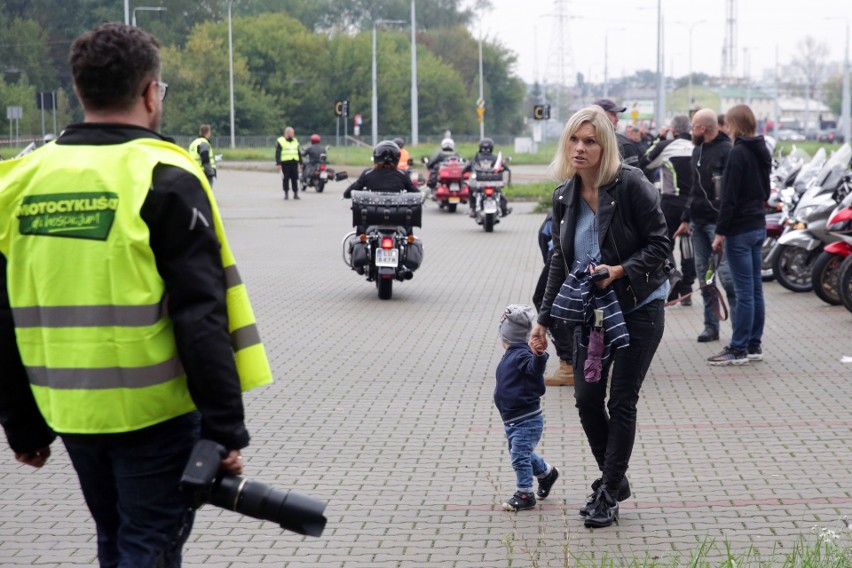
left=498, top=304, right=535, bottom=344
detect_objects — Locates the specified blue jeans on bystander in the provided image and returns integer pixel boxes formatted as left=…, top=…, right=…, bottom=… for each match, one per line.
left=691, top=222, right=737, bottom=331
left=504, top=415, right=547, bottom=492
left=724, top=227, right=766, bottom=351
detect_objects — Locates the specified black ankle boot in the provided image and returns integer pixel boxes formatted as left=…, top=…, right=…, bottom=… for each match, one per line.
left=579, top=476, right=631, bottom=516
left=583, top=485, right=618, bottom=528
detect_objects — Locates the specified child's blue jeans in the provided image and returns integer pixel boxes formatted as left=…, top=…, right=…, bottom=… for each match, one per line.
left=504, top=414, right=547, bottom=492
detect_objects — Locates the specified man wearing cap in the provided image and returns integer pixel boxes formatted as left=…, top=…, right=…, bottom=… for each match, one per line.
left=594, top=98, right=641, bottom=167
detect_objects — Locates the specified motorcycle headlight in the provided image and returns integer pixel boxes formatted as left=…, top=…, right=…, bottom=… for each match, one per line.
left=794, top=205, right=818, bottom=224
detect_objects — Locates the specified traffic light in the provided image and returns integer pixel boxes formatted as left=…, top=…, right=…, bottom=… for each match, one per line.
left=334, top=100, right=349, bottom=117
left=533, top=104, right=550, bottom=120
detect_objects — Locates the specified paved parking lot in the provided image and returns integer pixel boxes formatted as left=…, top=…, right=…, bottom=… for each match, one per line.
left=1, top=168, right=850, bottom=567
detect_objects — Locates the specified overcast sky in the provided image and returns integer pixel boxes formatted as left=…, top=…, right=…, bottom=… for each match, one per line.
left=474, top=0, right=850, bottom=86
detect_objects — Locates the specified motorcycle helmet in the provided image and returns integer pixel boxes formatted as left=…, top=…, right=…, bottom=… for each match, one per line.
left=478, top=138, right=494, bottom=153
left=441, top=137, right=455, bottom=152
left=310, top=133, right=321, bottom=144
left=393, top=137, right=405, bottom=149
left=373, top=140, right=401, bottom=166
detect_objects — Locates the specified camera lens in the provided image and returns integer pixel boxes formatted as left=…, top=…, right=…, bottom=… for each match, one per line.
left=212, top=476, right=327, bottom=537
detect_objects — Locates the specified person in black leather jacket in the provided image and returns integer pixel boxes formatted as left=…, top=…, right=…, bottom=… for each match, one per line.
left=300, top=134, right=326, bottom=189
left=530, top=106, right=670, bottom=529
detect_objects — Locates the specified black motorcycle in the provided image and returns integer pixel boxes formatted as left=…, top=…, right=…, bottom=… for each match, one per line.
left=468, top=165, right=510, bottom=232
left=302, top=153, right=347, bottom=193
left=342, top=190, right=425, bottom=300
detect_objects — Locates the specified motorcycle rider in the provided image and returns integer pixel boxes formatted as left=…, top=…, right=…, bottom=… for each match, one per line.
left=395, top=137, right=412, bottom=171
left=344, top=140, right=420, bottom=237
left=426, top=137, right=461, bottom=189
left=301, top=133, right=326, bottom=190
left=463, top=137, right=511, bottom=218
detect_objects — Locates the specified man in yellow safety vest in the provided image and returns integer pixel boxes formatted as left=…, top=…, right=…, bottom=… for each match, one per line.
left=0, top=23, right=271, bottom=567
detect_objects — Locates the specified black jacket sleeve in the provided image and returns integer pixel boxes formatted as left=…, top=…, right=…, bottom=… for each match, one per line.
left=0, top=256, right=57, bottom=453
left=537, top=182, right=570, bottom=326
left=274, top=142, right=282, bottom=165
left=141, top=164, right=249, bottom=450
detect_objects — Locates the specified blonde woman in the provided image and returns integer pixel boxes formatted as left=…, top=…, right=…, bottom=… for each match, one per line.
left=530, top=106, right=670, bottom=528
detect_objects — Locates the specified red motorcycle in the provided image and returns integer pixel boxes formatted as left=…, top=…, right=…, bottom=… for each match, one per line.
left=432, top=157, right=469, bottom=213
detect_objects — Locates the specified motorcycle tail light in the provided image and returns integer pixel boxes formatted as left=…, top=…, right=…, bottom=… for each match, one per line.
left=320, top=164, right=326, bottom=171
left=485, top=187, right=495, bottom=196
left=381, top=237, right=394, bottom=250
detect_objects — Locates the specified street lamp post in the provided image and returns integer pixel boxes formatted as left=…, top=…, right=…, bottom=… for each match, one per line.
left=372, top=19, right=406, bottom=147
left=843, top=20, right=850, bottom=144
left=124, top=0, right=130, bottom=25
left=411, top=0, right=419, bottom=146
left=687, top=20, right=706, bottom=109
left=655, top=0, right=666, bottom=131
left=131, top=6, right=166, bottom=27
left=228, top=0, right=236, bottom=149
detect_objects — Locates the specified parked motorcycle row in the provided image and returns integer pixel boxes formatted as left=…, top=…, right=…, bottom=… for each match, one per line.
left=763, top=143, right=852, bottom=313
left=340, top=153, right=512, bottom=300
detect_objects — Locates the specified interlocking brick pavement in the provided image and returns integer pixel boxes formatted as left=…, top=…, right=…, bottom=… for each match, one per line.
left=1, top=168, right=849, bottom=567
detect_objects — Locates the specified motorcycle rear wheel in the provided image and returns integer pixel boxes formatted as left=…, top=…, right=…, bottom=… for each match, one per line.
left=447, top=203, right=457, bottom=213
left=811, top=251, right=844, bottom=305
left=772, top=244, right=819, bottom=292
left=838, top=255, right=852, bottom=314
left=484, top=213, right=494, bottom=232
left=377, top=277, right=393, bottom=300
left=317, top=180, right=325, bottom=193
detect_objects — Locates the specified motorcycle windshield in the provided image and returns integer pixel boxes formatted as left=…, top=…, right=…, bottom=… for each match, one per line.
left=794, top=147, right=826, bottom=185
left=813, top=144, right=851, bottom=189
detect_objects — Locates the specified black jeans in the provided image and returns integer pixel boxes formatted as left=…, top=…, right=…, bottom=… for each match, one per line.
left=573, top=299, right=665, bottom=491
left=281, top=161, right=300, bottom=194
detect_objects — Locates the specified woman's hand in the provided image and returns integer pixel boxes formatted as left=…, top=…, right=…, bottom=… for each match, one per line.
left=530, top=324, right=548, bottom=354
left=711, top=234, right=724, bottom=252
left=591, top=264, right=624, bottom=288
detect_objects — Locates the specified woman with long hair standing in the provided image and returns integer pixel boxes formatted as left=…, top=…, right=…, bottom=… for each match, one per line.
left=530, top=106, right=670, bottom=528
left=707, top=105, right=772, bottom=365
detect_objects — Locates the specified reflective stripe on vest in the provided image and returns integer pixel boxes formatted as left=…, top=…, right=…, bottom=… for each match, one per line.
left=188, top=137, right=216, bottom=170
left=0, top=139, right=272, bottom=434
left=277, top=137, right=300, bottom=161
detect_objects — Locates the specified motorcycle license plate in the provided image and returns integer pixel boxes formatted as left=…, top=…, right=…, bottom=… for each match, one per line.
left=320, top=172, right=328, bottom=180
left=483, top=200, right=498, bottom=214
left=375, top=249, right=399, bottom=267
left=448, top=197, right=461, bottom=204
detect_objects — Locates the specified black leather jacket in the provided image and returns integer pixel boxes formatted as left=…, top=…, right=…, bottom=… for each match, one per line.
left=537, top=165, right=671, bottom=327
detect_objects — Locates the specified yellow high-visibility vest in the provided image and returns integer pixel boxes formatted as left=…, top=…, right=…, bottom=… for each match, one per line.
left=0, top=137, right=272, bottom=434
left=188, top=136, right=216, bottom=172
left=277, top=137, right=300, bottom=162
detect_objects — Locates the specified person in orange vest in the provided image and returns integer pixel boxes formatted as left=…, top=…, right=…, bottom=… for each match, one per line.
left=395, top=137, right=412, bottom=170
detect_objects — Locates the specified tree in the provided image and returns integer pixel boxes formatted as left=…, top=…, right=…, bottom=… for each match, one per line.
left=823, top=74, right=844, bottom=117
left=792, top=36, right=830, bottom=99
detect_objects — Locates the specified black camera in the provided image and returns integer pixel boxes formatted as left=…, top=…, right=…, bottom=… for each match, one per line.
left=590, top=267, right=610, bottom=282
left=180, top=439, right=327, bottom=537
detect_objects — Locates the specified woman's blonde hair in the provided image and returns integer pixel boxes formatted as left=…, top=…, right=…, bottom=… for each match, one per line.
left=724, top=104, right=757, bottom=140
left=550, top=106, right=621, bottom=187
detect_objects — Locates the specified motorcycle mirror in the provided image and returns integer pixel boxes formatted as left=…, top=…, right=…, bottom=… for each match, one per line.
left=505, top=156, right=512, bottom=163
left=420, top=156, right=429, bottom=165
left=214, top=154, right=223, bottom=162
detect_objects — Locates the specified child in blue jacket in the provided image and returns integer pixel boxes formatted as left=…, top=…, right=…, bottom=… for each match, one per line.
left=495, top=304, right=559, bottom=511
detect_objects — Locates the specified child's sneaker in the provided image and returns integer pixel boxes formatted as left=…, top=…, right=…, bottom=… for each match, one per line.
left=502, top=491, right=536, bottom=512
left=747, top=344, right=763, bottom=361
left=536, top=467, right=559, bottom=499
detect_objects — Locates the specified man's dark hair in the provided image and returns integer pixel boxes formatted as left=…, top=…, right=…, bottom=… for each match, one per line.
left=70, top=22, right=161, bottom=112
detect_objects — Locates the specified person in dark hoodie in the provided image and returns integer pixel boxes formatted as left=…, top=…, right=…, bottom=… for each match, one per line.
left=494, top=304, right=559, bottom=512
left=673, top=108, right=737, bottom=343
left=707, top=104, right=771, bottom=366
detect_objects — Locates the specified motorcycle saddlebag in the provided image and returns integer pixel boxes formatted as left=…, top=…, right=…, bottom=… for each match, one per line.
left=351, top=242, right=369, bottom=268
left=404, top=240, right=424, bottom=270
left=351, top=190, right=423, bottom=228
